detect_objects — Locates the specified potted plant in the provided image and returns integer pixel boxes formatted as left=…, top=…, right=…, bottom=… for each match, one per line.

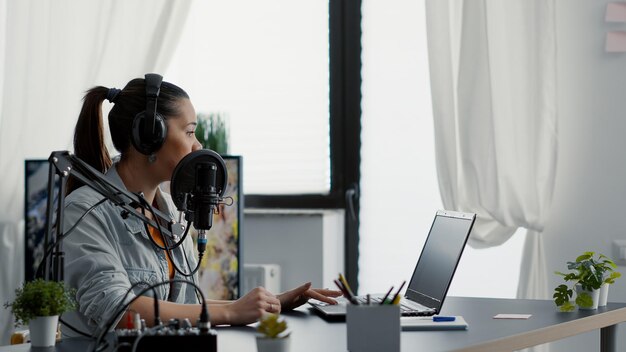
left=553, top=252, right=621, bottom=311
left=256, top=313, right=290, bottom=352
left=553, top=283, right=575, bottom=312
left=4, top=279, right=76, bottom=347
left=196, top=112, right=229, bottom=154
left=595, top=254, right=621, bottom=306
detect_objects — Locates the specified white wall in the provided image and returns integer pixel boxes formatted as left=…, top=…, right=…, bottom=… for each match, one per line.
left=543, top=1, right=626, bottom=350
left=242, top=210, right=344, bottom=293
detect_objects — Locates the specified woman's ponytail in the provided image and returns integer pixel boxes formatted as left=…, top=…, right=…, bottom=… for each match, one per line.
left=67, top=86, right=112, bottom=194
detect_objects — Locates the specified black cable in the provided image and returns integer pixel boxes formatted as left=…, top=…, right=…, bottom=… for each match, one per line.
left=182, top=242, right=203, bottom=304
left=93, top=279, right=209, bottom=352
left=145, top=218, right=203, bottom=278
left=131, top=325, right=164, bottom=352
left=136, top=195, right=187, bottom=251
left=34, top=197, right=110, bottom=339
left=35, top=198, right=108, bottom=279
left=90, top=280, right=152, bottom=352
left=152, top=287, right=160, bottom=327
left=45, top=157, right=207, bottom=344
left=138, top=196, right=203, bottom=277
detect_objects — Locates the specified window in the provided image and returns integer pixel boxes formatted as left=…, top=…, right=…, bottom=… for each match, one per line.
left=360, top=0, right=440, bottom=294
left=165, top=1, right=525, bottom=297
left=166, top=0, right=362, bottom=289
left=359, top=0, right=524, bottom=298
left=166, top=1, right=331, bottom=195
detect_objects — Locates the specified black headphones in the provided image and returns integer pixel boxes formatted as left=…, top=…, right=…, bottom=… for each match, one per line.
left=131, top=73, right=168, bottom=155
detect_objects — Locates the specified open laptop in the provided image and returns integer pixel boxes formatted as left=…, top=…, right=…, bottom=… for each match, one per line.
left=309, top=210, right=476, bottom=320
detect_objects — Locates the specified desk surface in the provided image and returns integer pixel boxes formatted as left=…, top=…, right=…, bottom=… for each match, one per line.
left=218, top=296, right=626, bottom=352
left=3, top=297, right=626, bottom=352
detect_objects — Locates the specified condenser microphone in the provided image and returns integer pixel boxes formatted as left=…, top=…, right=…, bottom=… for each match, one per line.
left=193, top=162, right=219, bottom=231
left=171, top=149, right=228, bottom=255
left=193, top=162, right=219, bottom=254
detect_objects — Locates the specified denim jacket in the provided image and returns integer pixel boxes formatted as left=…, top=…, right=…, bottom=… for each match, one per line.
left=61, top=164, right=198, bottom=337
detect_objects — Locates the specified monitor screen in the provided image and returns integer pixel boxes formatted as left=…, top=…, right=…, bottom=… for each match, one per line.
left=196, top=155, right=243, bottom=299
left=24, top=159, right=57, bottom=281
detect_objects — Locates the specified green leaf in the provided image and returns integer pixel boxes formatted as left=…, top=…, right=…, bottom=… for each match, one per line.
left=576, top=253, right=593, bottom=262
left=553, top=284, right=573, bottom=307
left=558, top=301, right=575, bottom=312
left=575, top=292, right=594, bottom=308
left=4, top=279, right=76, bottom=326
left=257, top=314, right=289, bottom=339
left=562, top=273, right=578, bottom=281
left=605, top=271, right=622, bottom=284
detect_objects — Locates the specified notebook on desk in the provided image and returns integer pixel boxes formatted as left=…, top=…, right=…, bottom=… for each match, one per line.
left=309, top=210, right=476, bottom=320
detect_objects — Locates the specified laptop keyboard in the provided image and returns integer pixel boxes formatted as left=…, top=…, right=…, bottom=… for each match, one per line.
left=353, top=297, right=432, bottom=316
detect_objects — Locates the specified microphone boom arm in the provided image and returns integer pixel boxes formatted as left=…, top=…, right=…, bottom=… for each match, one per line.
left=43, top=151, right=180, bottom=282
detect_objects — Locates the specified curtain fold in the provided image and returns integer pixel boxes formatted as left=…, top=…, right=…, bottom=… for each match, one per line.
left=0, top=0, right=191, bottom=344
left=425, top=0, right=557, bottom=309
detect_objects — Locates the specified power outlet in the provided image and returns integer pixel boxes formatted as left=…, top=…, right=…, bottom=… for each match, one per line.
left=612, top=240, right=626, bottom=266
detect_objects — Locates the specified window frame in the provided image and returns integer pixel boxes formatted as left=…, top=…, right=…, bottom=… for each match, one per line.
left=244, top=0, right=362, bottom=292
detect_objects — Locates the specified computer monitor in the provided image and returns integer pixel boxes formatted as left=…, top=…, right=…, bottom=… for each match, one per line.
left=24, top=159, right=57, bottom=281
left=197, top=155, right=243, bottom=299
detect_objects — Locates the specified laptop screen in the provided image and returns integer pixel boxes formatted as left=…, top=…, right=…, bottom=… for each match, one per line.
left=405, top=211, right=475, bottom=312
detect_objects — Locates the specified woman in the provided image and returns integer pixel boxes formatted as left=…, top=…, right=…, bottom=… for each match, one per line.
left=62, top=74, right=339, bottom=337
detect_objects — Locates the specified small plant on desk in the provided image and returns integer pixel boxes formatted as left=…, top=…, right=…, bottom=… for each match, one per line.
left=257, top=313, right=290, bottom=338
left=4, top=279, right=76, bottom=347
left=256, top=313, right=291, bottom=352
left=4, top=279, right=76, bottom=327
left=554, top=251, right=621, bottom=311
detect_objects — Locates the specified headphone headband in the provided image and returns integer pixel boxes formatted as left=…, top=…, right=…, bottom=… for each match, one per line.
left=143, top=73, right=163, bottom=138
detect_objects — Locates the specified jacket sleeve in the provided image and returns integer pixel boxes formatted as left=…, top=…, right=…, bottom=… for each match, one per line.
left=63, top=197, right=135, bottom=332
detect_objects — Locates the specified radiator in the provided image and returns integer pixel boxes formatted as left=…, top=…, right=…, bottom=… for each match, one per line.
left=242, top=264, right=281, bottom=295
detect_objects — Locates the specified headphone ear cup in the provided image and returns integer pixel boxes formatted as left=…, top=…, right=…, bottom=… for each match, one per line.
left=131, top=112, right=168, bottom=155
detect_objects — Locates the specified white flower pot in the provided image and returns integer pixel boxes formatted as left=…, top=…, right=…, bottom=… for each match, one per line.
left=599, top=283, right=609, bottom=307
left=28, top=315, right=59, bottom=347
left=256, top=336, right=290, bottom=352
left=575, top=285, right=600, bottom=310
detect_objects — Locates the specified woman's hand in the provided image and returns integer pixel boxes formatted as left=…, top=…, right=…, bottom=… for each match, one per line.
left=277, top=282, right=342, bottom=311
left=224, top=287, right=281, bottom=325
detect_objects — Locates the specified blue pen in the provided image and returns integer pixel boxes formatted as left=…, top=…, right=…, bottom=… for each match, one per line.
left=433, top=316, right=456, bottom=322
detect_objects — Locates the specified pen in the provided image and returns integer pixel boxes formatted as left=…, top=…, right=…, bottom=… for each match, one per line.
left=333, top=279, right=350, bottom=299
left=433, top=316, right=456, bottom=322
left=339, top=273, right=356, bottom=299
left=334, top=279, right=359, bottom=305
left=379, top=286, right=394, bottom=305
left=389, top=280, right=406, bottom=306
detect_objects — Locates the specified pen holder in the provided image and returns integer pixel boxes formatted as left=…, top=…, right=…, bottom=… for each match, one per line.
left=346, top=304, right=400, bottom=352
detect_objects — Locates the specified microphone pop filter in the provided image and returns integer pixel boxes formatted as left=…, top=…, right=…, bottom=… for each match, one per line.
left=170, top=149, right=228, bottom=211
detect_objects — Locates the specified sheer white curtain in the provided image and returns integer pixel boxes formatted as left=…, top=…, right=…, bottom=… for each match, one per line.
left=0, top=0, right=191, bottom=344
left=425, top=0, right=557, bottom=304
